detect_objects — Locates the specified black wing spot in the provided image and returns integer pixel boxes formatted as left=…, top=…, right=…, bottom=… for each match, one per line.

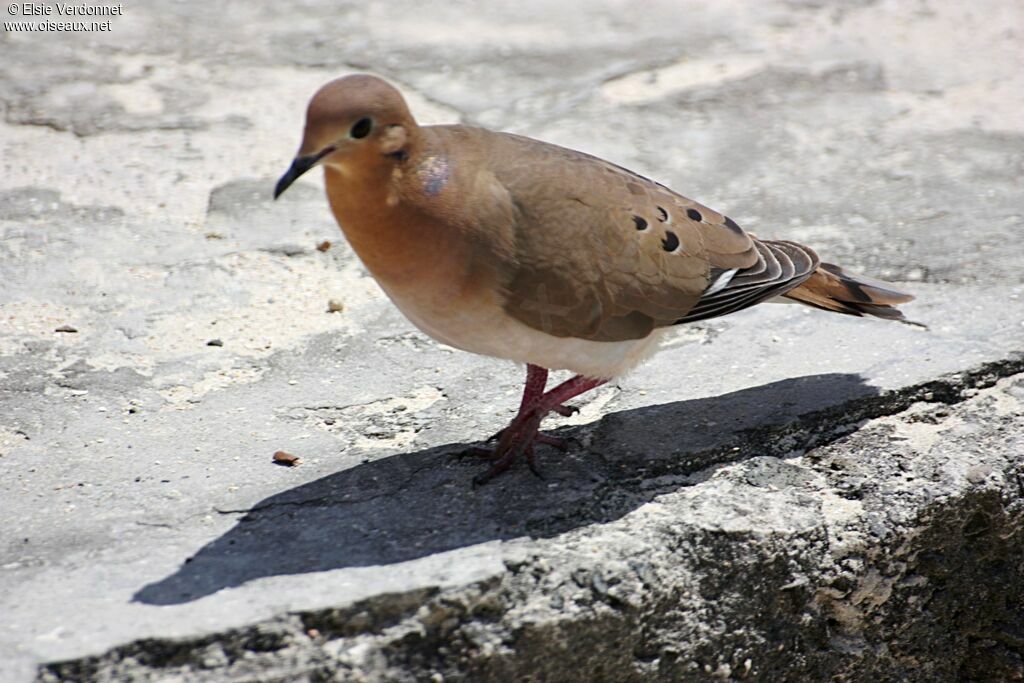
left=723, top=216, right=744, bottom=234
left=633, top=215, right=648, bottom=231
left=686, top=208, right=703, bottom=222
left=656, top=206, right=669, bottom=222
left=661, top=231, right=680, bottom=252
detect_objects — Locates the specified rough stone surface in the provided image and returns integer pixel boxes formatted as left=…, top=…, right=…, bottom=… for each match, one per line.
left=2, top=1, right=1023, bottom=681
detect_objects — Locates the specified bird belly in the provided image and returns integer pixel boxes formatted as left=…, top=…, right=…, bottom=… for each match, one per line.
left=380, top=284, right=663, bottom=380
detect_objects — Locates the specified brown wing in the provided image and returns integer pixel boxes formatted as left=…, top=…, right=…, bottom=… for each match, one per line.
left=481, top=131, right=759, bottom=342
left=677, top=240, right=820, bottom=323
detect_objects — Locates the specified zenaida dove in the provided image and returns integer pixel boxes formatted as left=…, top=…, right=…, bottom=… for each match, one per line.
left=274, top=74, right=914, bottom=483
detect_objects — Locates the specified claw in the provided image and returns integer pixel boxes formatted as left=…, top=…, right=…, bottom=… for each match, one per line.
left=472, top=436, right=531, bottom=485
left=551, top=404, right=579, bottom=417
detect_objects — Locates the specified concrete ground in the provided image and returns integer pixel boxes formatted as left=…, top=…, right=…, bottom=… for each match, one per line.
left=2, top=1, right=1023, bottom=680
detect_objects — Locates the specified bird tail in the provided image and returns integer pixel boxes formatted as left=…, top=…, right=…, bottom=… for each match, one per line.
left=782, top=262, right=919, bottom=325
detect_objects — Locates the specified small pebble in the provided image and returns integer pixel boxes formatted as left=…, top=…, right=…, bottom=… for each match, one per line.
left=327, top=299, right=345, bottom=313
left=273, top=451, right=300, bottom=467
left=206, top=339, right=223, bottom=347
left=316, top=240, right=332, bottom=252
left=966, top=465, right=991, bottom=485
left=55, top=325, right=78, bottom=333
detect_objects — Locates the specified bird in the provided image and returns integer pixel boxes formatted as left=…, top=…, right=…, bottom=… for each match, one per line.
left=274, top=74, right=914, bottom=484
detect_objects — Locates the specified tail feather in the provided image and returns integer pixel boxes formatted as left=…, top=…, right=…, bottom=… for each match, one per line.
left=783, top=262, right=920, bottom=326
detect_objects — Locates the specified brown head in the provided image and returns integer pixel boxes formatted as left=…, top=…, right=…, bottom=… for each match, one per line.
left=274, top=75, right=418, bottom=199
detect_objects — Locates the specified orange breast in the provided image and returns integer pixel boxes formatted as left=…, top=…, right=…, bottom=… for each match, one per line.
left=322, top=165, right=495, bottom=311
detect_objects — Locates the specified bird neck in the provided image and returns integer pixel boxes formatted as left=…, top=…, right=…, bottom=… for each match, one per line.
left=322, top=158, right=469, bottom=292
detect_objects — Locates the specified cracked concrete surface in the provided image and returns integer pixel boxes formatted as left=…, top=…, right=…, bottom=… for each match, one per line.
left=2, top=1, right=1023, bottom=681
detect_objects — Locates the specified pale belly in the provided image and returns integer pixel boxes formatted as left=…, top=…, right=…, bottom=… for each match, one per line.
left=378, top=282, right=664, bottom=380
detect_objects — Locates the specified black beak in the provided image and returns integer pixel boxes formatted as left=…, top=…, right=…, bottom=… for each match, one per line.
left=274, top=146, right=336, bottom=199
left=273, top=155, right=317, bottom=199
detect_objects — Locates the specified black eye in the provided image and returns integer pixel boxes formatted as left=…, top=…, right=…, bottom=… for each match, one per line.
left=350, top=118, right=373, bottom=139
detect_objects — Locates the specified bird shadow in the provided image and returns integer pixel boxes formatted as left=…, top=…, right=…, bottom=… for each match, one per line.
left=134, top=372, right=874, bottom=605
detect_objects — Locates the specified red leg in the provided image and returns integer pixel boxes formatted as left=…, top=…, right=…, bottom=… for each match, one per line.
left=538, top=375, right=607, bottom=412
left=477, top=364, right=548, bottom=444
left=519, top=363, right=548, bottom=411
left=483, top=364, right=582, bottom=443
left=472, top=372, right=607, bottom=484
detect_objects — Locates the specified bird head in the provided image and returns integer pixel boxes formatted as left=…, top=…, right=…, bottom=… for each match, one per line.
left=274, top=74, right=416, bottom=199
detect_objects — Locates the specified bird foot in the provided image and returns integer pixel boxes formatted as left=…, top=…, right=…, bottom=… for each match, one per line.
left=467, top=412, right=569, bottom=485
left=465, top=442, right=546, bottom=481
left=464, top=431, right=568, bottom=459
left=479, top=429, right=568, bottom=449
left=463, top=369, right=605, bottom=484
